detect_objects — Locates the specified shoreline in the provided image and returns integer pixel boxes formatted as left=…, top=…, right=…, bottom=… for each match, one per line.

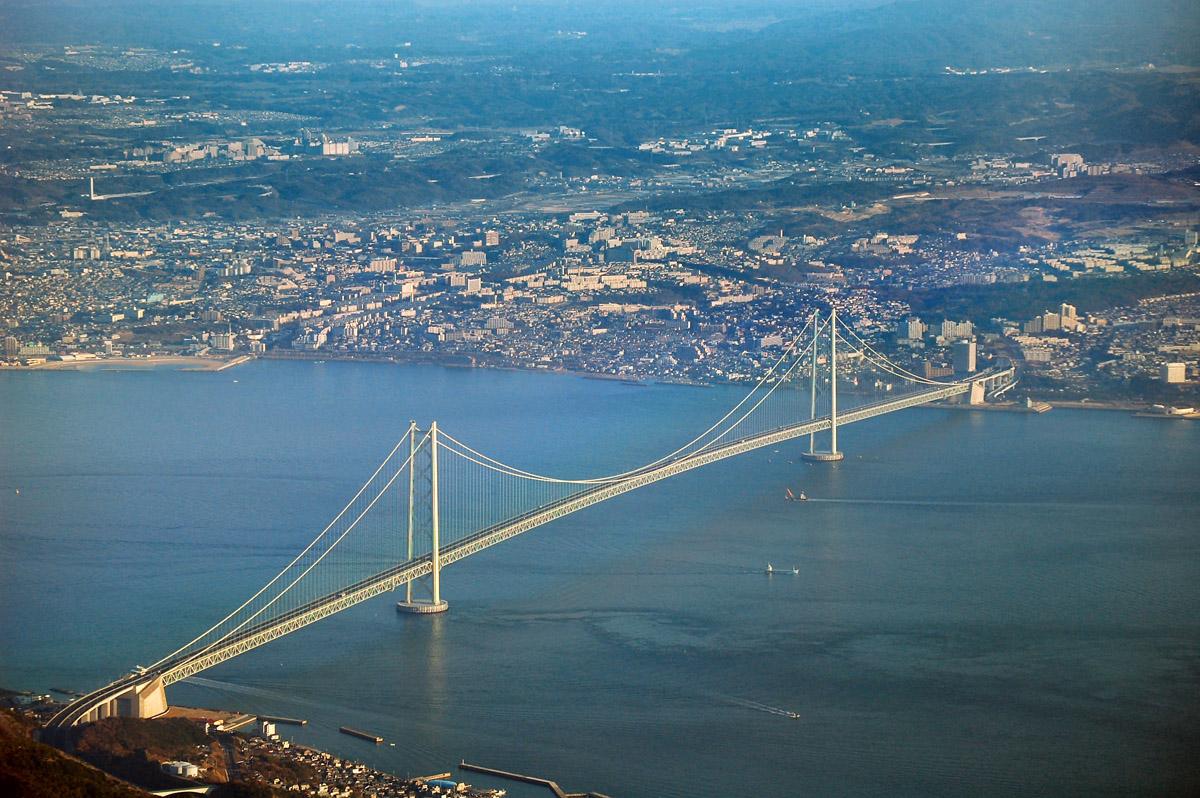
left=260, top=350, right=1189, bottom=409
left=260, top=349, right=715, bottom=388
left=5, top=349, right=1190, bottom=413
left=1046, top=399, right=1161, bottom=412
left=29, top=699, right=505, bottom=798
left=928, top=400, right=1147, bottom=414
left=1, top=354, right=254, bottom=372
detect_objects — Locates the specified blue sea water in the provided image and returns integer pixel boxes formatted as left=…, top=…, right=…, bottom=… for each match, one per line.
left=1, top=360, right=1198, bottom=797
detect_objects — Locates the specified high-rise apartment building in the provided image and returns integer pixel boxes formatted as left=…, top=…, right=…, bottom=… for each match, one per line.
left=1162, top=363, right=1186, bottom=384
left=952, top=340, right=977, bottom=374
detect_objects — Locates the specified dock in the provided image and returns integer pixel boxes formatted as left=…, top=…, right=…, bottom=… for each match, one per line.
left=222, top=714, right=257, bottom=732
left=339, top=726, right=383, bottom=744
left=459, top=761, right=611, bottom=798
left=258, top=715, right=307, bottom=726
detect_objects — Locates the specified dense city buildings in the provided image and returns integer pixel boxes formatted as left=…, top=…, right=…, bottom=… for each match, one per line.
left=3, top=15, right=1196, bottom=401
left=3, top=195, right=1197, bottom=402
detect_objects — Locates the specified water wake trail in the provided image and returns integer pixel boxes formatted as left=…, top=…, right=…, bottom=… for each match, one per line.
left=805, top=498, right=1121, bottom=510
left=183, top=675, right=339, bottom=712
left=716, top=693, right=800, bottom=718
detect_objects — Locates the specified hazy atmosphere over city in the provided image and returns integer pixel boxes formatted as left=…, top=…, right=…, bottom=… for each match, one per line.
left=1, top=1, right=1198, bottom=797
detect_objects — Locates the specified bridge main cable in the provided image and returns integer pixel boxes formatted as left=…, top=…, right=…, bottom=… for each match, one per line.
left=148, top=427, right=429, bottom=672
left=832, top=317, right=971, bottom=387
left=50, top=319, right=1002, bottom=724
left=142, top=312, right=960, bottom=673
left=434, top=313, right=830, bottom=485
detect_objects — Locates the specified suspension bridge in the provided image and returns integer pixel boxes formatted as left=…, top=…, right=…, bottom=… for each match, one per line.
left=47, top=310, right=1014, bottom=728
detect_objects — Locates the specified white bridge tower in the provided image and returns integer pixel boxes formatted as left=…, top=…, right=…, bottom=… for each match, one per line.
left=396, top=421, right=449, bottom=614
left=802, top=308, right=845, bottom=462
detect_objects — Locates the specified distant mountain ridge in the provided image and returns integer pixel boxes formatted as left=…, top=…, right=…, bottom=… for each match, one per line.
left=1, top=0, right=1196, bottom=69
left=735, top=0, right=1200, bottom=73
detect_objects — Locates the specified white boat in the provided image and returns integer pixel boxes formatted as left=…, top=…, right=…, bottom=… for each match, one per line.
left=765, top=563, right=775, bottom=574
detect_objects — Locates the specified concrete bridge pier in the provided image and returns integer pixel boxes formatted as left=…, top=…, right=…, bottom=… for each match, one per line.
left=120, top=677, right=168, bottom=719
left=76, top=677, right=168, bottom=724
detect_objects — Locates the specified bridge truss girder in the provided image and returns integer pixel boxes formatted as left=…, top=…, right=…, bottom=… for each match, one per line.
left=52, top=366, right=1018, bottom=726
left=158, top=381, right=973, bottom=685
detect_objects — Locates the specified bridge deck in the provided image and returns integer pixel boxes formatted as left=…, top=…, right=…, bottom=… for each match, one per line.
left=50, top=377, right=1003, bottom=727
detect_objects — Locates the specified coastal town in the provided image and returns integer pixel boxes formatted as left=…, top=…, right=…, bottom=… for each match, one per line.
left=6, top=692, right=585, bottom=798
left=3, top=163, right=1198, bottom=406
left=3, top=34, right=1199, bottom=405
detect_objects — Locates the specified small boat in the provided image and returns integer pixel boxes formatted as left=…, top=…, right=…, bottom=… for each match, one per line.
left=765, top=563, right=775, bottom=574
left=787, top=711, right=800, bottom=719
left=785, top=488, right=808, bottom=502
left=792, top=566, right=799, bottom=575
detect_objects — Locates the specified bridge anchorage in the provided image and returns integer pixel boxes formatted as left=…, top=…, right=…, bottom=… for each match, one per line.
left=47, top=310, right=1014, bottom=728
